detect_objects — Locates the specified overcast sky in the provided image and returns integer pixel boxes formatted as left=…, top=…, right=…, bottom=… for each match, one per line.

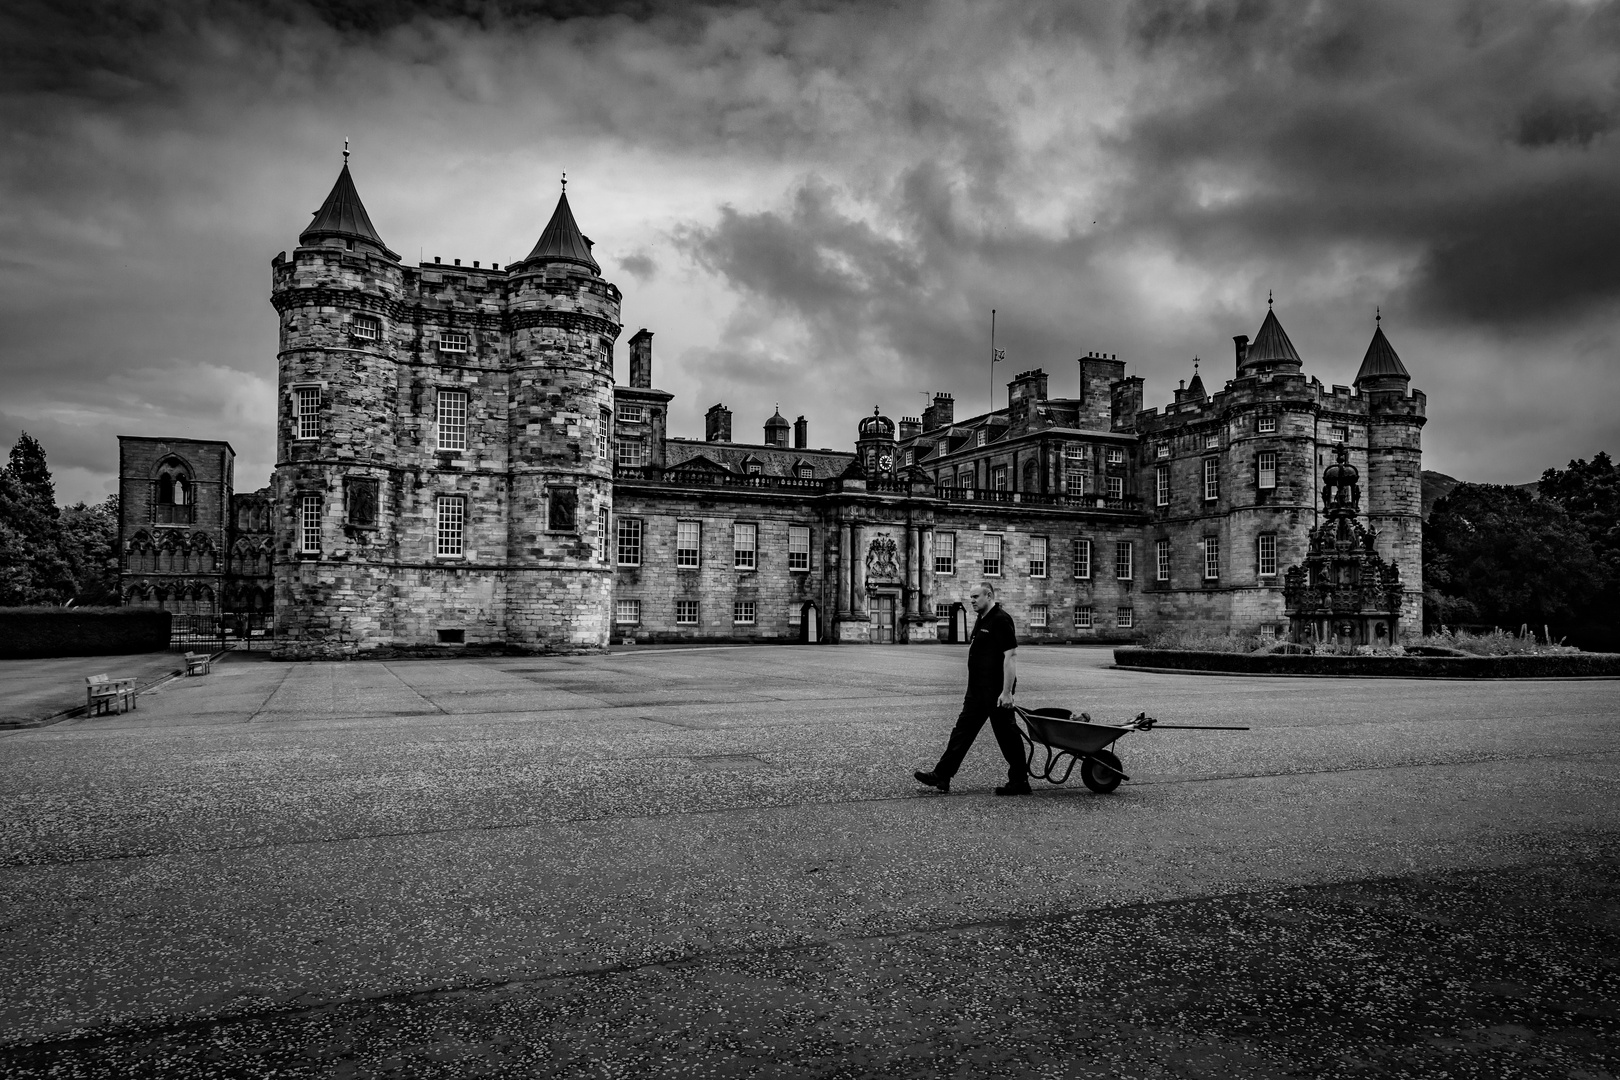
left=3, top=0, right=1619, bottom=504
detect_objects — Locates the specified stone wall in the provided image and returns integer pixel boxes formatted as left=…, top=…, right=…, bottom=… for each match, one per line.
left=117, top=437, right=235, bottom=616
left=610, top=487, right=830, bottom=643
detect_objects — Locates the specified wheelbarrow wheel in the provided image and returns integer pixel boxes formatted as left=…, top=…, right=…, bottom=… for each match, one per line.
left=1080, top=750, right=1124, bottom=794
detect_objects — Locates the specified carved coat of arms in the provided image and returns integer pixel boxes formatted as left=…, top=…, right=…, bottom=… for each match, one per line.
left=865, top=535, right=900, bottom=580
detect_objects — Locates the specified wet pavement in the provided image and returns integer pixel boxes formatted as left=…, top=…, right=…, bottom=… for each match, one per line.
left=0, top=652, right=187, bottom=727
left=0, top=645, right=1615, bottom=1077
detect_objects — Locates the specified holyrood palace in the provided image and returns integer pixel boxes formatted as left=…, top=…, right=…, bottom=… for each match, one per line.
left=117, top=159, right=1425, bottom=658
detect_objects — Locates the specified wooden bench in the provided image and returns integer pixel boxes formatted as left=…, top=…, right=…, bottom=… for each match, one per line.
left=184, top=652, right=212, bottom=676
left=86, top=674, right=137, bottom=716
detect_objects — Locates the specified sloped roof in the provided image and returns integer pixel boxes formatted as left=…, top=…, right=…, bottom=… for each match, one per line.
left=1186, top=371, right=1207, bottom=398
left=1244, top=308, right=1303, bottom=368
left=1355, top=323, right=1410, bottom=383
left=300, top=163, right=388, bottom=250
left=765, top=408, right=789, bottom=428
left=523, top=191, right=598, bottom=271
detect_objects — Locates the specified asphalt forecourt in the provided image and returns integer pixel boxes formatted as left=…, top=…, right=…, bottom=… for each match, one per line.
left=0, top=646, right=1615, bottom=1077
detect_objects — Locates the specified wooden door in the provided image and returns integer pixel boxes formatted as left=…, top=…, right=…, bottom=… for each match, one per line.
left=875, top=595, right=897, bottom=643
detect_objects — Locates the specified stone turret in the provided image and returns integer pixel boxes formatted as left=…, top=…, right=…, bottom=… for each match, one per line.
left=271, top=153, right=404, bottom=656
left=1356, top=315, right=1424, bottom=636
left=764, top=407, right=790, bottom=448
left=505, top=183, right=621, bottom=649
left=1239, top=301, right=1305, bottom=378
left=856, top=408, right=896, bottom=476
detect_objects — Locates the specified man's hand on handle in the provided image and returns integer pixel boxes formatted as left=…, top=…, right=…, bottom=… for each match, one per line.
left=998, top=648, right=1017, bottom=709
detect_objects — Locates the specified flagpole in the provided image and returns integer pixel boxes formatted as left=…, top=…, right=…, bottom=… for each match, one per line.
left=990, top=308, right=996, bottom=414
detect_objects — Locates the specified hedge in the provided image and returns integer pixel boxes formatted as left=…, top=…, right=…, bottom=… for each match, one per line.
left=0, top=608, right=172, bottom=659
left=1113, top=647, right=1620, bottom=679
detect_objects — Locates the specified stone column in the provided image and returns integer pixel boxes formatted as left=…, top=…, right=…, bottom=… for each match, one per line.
left=838, top=522, right=852, bottom=616
left=919, top=528, right=934, bottom=616
left=905, top=526, right=919, bottom=615
left=851, top=524, right=866, bottom=615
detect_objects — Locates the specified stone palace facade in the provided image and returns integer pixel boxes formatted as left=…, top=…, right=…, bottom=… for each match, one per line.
left=119, top=160, right=1426, bottom=657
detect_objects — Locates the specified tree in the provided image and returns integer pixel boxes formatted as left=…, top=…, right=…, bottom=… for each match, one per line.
left=1539, top=452, right=1620, bottom=648
left=8, top=433, right=56, bottom=512
left=1423, top=483, right=1607, bottom=636
left=58, top=494, right=120, bottom=605
left=0, top=432, right=74, bottom=605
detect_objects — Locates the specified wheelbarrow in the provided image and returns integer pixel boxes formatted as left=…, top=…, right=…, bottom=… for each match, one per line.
left=1012, top=706, right=1247, bottom=794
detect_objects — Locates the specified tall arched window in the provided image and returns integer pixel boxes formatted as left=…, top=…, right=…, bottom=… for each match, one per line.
left=154, top=458, right=194, bottom=524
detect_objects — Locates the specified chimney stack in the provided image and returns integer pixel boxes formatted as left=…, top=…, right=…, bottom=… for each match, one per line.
left=629, top=328, right=653, bottom=389
left=922, top=392, right=955, bottom=432
left=794, top=416, right=808, bottom=449
left=705, top=403, right=732, bottom=443
left=1233, top=334, right=1249, bottom=373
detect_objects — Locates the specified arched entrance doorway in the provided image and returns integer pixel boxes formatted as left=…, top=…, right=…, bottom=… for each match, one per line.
left=801, top=602, right=819, bottom=643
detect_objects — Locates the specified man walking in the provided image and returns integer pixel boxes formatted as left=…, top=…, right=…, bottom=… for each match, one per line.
left=914, top=582, right=1031, bottom=796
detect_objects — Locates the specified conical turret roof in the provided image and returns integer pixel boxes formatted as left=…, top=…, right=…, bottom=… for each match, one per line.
left=523, top=191, right=599, bottom=272
left=1244, top=307, right=1303, bottom=369
left=1355, top=322, right=1410, bottom=384
left=300, top=162, right=391, bottom=253
left=1186, top=371, right=1206, bottom=398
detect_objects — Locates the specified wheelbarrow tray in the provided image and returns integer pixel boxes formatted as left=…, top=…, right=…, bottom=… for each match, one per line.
left=1020, top=707, right=1133, bottom=755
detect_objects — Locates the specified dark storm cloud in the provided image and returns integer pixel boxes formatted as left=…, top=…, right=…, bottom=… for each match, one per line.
left=1, top=0, right=1617, bottom=495
left=1100, top=0, right=1620, bottom=327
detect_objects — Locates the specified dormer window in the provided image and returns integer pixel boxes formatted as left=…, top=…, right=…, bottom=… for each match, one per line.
left=976, top=430, right=987, bottom=448
left=350, top=315, right=380, bottom=341
left=440, top=331, right=468, bottom=354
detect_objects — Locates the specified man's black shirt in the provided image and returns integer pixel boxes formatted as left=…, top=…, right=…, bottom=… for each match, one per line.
left=966, top=603, right=1017, bottom=698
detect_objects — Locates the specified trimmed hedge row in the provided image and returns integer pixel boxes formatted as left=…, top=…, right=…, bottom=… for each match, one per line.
left=1113, top=647, right=1620, bottom=679
left=0, top=608, right=172, bottom=659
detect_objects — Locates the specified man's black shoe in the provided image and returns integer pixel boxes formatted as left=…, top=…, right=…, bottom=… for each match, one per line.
left=914, top=770, right=950, bottom=793
left=994, top=782, right=1032, bottom=796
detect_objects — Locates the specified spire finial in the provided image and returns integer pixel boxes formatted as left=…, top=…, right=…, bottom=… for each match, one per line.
left=561, top=171, right=567, bottom=192
left=343, top=137, right=350, bottom=164
left=1193, top=355, right=1200, bottom=376
left=1268, top=288, right=1273, bottom=308
left=1376, top=306, right=1381, bottom=325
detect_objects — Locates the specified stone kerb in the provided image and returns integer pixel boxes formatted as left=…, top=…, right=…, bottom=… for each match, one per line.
left=1113, top=647, right=1620, bottom=678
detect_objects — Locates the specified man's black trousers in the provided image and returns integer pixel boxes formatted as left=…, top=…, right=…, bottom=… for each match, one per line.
left=933, top=693, right=1027, bottom=785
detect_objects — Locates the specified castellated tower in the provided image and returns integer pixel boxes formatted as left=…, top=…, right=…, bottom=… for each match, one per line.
left=270, top=159, right=621, bottom=656
left=270, top=157, right=405, bottom=657
left=503, top=188, right=622, bottom=649
left=1134, top=302, right=1425, bottom=641
left=1355, top=318, right=1425, bottom=635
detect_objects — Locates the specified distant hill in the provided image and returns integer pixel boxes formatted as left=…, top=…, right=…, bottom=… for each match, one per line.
left=1422, top=471, right=1542, bottom=520
left=1421, top=471, right=1461, bottom=520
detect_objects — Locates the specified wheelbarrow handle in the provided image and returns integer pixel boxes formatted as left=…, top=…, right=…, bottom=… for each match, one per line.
left=1141, top=724, right=1251, bottom=730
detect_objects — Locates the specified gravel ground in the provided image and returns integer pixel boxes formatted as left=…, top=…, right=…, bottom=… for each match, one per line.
left=0, top=645, right=1615, bottom=1077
